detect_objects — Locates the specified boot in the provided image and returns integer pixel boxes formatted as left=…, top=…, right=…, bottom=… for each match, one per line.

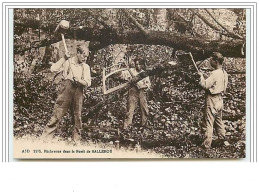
left=41, top=125, right=57, bottom=141
left=202, top=139, right=212, bottom=149
left=72, top=128, right=81, bottom=144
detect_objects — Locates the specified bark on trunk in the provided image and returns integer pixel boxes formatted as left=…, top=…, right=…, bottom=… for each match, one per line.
left=14, top=27, right=245, bottom=61
left=153, top=9, right=168, bottom=31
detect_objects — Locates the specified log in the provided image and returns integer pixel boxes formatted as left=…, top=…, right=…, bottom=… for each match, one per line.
left=14, top=27, right=245, bottom=61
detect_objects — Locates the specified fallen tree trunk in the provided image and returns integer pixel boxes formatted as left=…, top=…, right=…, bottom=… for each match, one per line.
left=14, top=15, right=245, bottom=61
left=14, top=27, right=245, bottom=61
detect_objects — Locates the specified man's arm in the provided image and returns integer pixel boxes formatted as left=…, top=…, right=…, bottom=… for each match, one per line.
left=76, top=64, right=91, bottom=87
left=50, top=58, right=66, bottom=72
left=223, top=71, right=228, bottom=93
left=120, top=70, right=132, bottom=81
left=198, top=72, right=215, bottom=90
left=137, top=76, right=151, bottom=89
left=50, top=52, right=70, bottom=72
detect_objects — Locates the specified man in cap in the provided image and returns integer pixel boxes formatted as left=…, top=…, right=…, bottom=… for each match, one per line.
left=42, top=44, right=91, bottom=142
left=198, top=52, right=228, bottom=148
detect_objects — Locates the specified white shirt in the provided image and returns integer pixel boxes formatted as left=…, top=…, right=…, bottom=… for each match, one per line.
left=50, top=57, right=91, bottom=87
left=121, top=68, right=151, bottom=89
left=200, top=68, right=228, bottom=94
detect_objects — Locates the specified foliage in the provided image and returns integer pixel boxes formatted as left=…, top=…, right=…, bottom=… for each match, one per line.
left=13, top=8, right=246, bottom=54
left=13, top=8, right=246, bottom=158
left=14, top=41, right=246, bottom=158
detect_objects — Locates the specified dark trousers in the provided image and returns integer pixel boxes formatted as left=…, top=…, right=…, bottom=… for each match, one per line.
left=43, top=80, right=83, bottom=139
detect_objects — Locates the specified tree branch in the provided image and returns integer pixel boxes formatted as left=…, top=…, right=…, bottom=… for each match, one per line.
left=14, top=26, right=245, bottom=61
left=167, top=9, right=189, bottom=25
left=123, top=9, right=148, bottom=36
left=191, top=9, right=221, bottom=31
left=14, top=15, right=245, bottom=60
left=204, top=9, right=244, bottom=40
left=167, top=9, right=202, bottom=37
left=191, top=9, right=243, bottom=40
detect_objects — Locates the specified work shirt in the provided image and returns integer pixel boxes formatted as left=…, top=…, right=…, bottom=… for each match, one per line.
left=200, top=68, right=228, bottom=94
left=51, top=57, right=91, bottom=87
left=121, top=68, right=151, bottom=89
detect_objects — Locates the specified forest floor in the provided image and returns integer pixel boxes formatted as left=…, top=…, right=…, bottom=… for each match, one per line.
left=13, top=42, right=246, bottom=159
left=13, top=120, right=246, bottom=159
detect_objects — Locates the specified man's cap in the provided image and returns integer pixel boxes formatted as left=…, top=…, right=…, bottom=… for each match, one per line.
left=211, top=52, right=223, bottom=60
left=211, top=52, right=224, bottom=64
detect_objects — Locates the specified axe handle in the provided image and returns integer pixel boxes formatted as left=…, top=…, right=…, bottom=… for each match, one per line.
left=61, top=33, right=68, bottom=53
left=61, top=33, right=74, bottom=78
left=188, top=52, right=199, bottom=72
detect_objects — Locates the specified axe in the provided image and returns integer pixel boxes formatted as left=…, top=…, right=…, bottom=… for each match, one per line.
left=54, top=20, right=70, bottom=53
left=54, top=20, right=75, bottom=79
left=188, top=52, right=199, bottom=73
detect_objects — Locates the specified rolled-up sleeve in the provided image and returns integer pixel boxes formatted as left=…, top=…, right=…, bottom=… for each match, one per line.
left=120, top=70, right=132, bottom=81
left=50, top=58, right=66, bottom=72
left=137, top=76, right=151, bottom=89
left=83, top=64, right=91, bottom=87
left=224, top=72, right=228, bottom=92
left=200, top=73, right=215, bottom=90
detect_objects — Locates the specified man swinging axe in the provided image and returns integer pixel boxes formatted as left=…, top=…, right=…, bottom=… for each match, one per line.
left=42, top=20, right=91, bottom=143
left=190, top=52, right=229, bottom=148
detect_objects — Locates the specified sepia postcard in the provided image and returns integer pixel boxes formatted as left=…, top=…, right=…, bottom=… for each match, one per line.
left=13, top=8, right=246, bottom=159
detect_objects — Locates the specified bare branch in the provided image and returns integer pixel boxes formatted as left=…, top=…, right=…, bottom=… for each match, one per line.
left=167, top=9, right=189, bottom=24
left=205, top=9, right=244, bottom=40
left=167, top=9, right=202, bottom=37
left=191, top=9, right=221, bottom=31
left=191, top=9, right=243, bottom=40
left=14, top=13, right=245, bottom=60
left=123, top=9, right=148, bottom=36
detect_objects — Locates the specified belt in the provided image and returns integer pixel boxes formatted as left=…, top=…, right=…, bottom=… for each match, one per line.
left=65, top=79, right=84, bottom=88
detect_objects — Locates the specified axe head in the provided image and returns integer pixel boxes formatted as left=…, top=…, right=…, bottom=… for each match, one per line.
left=54, top=20, right=70, bottom=33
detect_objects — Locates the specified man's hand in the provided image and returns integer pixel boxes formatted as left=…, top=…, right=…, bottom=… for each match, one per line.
left=64, top=52, right=70, bottom=60
left=198, top=71, right=203, bottom=77
left=73, top=77, right=78, bottom=82
left=72, top=77, right=86, bottom=87
left=129, top=77, right=138, bottom=86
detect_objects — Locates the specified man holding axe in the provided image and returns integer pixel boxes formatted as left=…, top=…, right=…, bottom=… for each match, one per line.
left=195, top=52, right=229, bottom=148
left=42, top=20, right=91, bottom=142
